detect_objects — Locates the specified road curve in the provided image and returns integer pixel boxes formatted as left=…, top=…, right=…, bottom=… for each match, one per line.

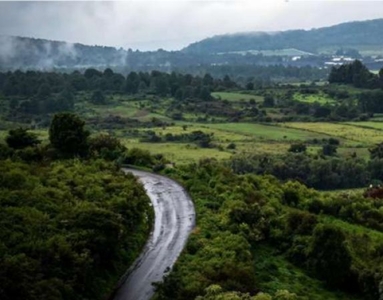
left=112, top=169, right=196, bottom=300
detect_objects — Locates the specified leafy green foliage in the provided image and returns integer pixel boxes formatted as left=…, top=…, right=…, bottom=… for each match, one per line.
left=321, top=144, right=337, bottom=156
left=6, top=128, right=40, bottom=149
left=88, top=133, right=126, bottom=160
left=288, top=143, right=306, bottom=153
left=369, top=142, right=383, bottom=159
left=49, top=113, right=90, bottom=157
left=155, top=162, right=264, bottom=299
left=229, top=153, right=373, bottom=190
left=307, top=225, right=352, bottom=288
left=90, top=90, right=107, bottom=105
left=195, top=285, right=298, bottom=300
left=157, top=159, right=383, bottom=299
left=329, top=60, right=380, bottom=89
left=0, top=159, right=152, bottom=300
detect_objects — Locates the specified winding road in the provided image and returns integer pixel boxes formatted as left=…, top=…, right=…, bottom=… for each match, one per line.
left=112, top=169, right=196, bottom=300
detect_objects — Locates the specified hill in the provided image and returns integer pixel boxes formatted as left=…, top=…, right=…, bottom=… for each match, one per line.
left=0, top=35, right=128, bottom=69
left=182, top=18, right=383, bottom=55
left=1, top=19, right=383, bottom=75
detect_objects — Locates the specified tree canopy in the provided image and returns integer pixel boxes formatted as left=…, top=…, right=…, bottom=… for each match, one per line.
left=49, top=113, right=90, bottom=157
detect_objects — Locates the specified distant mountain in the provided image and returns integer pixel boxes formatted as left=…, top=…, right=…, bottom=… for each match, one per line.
left=0, top=35, right=129, bottom=69
left=182, top=19, right=383, bottom=54
left=1, top=18, right=383, bottom=74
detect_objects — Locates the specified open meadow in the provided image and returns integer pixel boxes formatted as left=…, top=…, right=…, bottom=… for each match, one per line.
left=280, top=122, right=383, bottom=146
left=212, top=91, right=264, bottom=103
left=293, top=91, right=336, bottom=105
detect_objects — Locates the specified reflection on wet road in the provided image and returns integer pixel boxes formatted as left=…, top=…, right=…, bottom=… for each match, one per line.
left=112, top=169, right=195, bottom=300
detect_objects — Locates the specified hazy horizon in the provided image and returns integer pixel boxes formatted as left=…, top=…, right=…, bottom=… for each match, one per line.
left=1, top=1, right=383, bottom=51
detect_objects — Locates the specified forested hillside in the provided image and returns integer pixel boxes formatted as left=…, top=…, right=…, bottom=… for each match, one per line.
left=0, top=35, right=329, bottom=81
left=183, top=19, right=383, bottom=54
left=2, top=19, right=383, bottom=76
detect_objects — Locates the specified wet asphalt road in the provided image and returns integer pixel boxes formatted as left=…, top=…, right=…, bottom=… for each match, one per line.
left=112, top=169, right=195, bottom=300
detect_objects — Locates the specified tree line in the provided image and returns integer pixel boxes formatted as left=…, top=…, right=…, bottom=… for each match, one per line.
left=229, top=150, right=383, bottom=190
left=329, top=60, right=383, bottom=89
left=0, top=69, right=237, bottom=123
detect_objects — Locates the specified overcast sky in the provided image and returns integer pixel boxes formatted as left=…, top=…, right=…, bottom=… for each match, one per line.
left=0, top=1, right=382, bottom=51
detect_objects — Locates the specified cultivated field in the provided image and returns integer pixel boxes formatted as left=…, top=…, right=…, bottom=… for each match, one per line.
left=281, top=122, right=383, bottom=145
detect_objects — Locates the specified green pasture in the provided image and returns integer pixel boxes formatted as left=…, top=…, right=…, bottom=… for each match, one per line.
left=139, top=124, right=250, bottom=142
left=212, top=92, right=264, bottom=103
left=75, top=100, right=172, bottom=122
left=204, top=123, right=330, bottom=141
left=344, top=121, right=383, bottom=131
left=337, top=147, right=370, bottom=159
left=293, top=92, right=336, bottom=105
left=122, top=140, right=232, bottom=164
left=3, top=117, right=383, bottom=164
left=281, top=122, right=383, bottom=145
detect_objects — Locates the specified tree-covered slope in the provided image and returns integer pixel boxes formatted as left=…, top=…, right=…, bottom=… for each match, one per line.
left=183, top=18, right=383, bottom=54
left=0, top=126, right=154, bottom=300
left=2, top=18, right=383, bottom=71
left=0, top=35, right=128, bottom=69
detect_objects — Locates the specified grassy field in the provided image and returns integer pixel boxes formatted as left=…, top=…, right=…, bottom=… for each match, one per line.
left=281, top=122, right=383, bottom=145
left=253, top=244, right=360, bottom=300
left=3, top=118, right=382, bottom=164
left=293, top=92, right=336, bottom=105
left=204, top=123, right=330, bottom=141
left=344, top=121, right=383, bottom=130
left=138, top=124, right=251, bottom=142
left=76, top=100, right=173, bottom=122
left=122, top=140, right=232, bottom=164
left=212, top=92, right=264, bottom=103
left=137, top=122, right=335, bottom=143
left=4, top=119, right=380, bottom=164
left=114, top=121, right=352, bottom=164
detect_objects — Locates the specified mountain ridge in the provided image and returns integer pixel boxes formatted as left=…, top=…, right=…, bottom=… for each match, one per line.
left=182, top=18, right=383, bottom=54
left=1, top=18, right=383, bottom=71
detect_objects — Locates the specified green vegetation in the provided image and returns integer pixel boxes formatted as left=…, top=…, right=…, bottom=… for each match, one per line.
left=212, top=92, right=263, bottom=103
left=281, top=122, right=383, bottom=145
left=3, top=63, right=383, bottom=300
left=292, top=92, right=335, bottom=105
left=0, top=115, right=159, bottom=300
left=204, top=123, right=327, bottom=141
left=184, top=19, right=383, bottom=54
left=155, top=160, right=383, bottom=300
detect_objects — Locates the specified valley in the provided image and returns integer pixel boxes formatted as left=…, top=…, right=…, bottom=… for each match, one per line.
left=1, top=9, right=383, bottom=300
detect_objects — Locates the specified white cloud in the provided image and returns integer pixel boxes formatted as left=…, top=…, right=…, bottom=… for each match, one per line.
left=0, top=1, right=382, bottom=50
